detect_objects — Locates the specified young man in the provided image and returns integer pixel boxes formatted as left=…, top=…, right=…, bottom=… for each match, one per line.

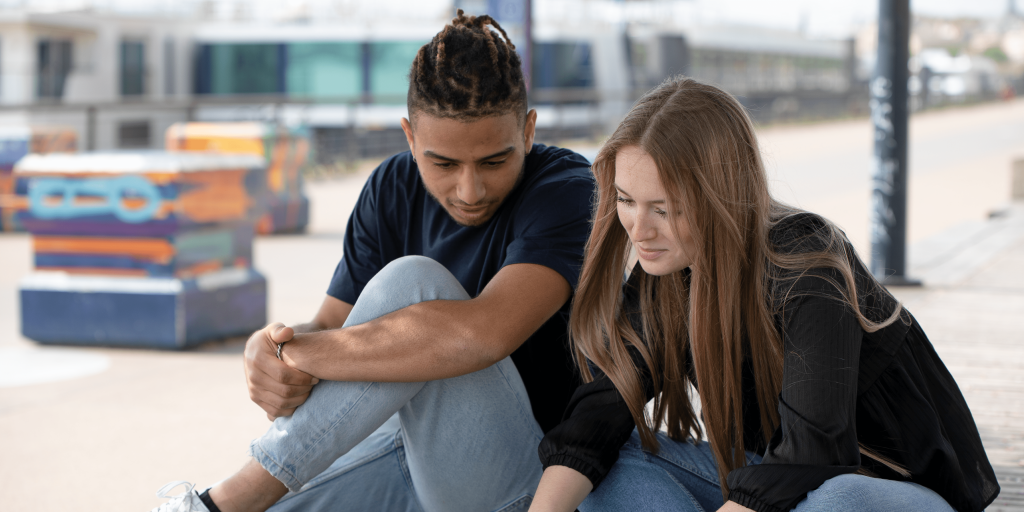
left=153, top=11, right=595, bottom=512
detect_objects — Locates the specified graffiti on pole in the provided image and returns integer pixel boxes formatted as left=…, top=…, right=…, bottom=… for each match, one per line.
left=870, top=74, right=898, bottom=279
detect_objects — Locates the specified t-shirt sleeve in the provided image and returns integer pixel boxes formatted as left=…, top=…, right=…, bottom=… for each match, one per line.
left=504, top=176, right=594, bottom=290
left=326, top=170, right=385, bottom=305
left=726, top=268, right=863, bottom=512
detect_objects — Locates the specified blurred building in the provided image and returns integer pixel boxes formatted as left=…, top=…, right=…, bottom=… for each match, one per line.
left=0, top=9, right=193, bottom=150
left=3, top=1, right=1017, bottom=165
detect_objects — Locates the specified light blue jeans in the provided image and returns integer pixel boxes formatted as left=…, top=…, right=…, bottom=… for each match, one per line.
left=582, top=430, right=956, bottom=512
left=249, top=256, right=545, bottom=512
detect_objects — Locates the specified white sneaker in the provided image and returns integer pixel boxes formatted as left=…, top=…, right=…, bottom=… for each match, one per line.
left=151, top=481, right=211, bottom=512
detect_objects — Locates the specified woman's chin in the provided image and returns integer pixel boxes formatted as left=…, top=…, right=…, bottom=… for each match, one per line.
left=637, top=259, right=689, bottom=276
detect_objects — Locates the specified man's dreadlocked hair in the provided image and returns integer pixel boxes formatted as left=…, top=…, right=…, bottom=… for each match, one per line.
left=408, top=9, right=528, bottom=124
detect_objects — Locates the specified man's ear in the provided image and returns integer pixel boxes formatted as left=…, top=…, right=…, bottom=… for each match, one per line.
left=400, top=117, right=416, bottom=159
left=523, top=109, right=538, bottom=153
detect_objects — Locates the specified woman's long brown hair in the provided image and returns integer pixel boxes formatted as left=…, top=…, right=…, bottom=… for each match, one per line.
left=570, top=77, right=905, bottom=498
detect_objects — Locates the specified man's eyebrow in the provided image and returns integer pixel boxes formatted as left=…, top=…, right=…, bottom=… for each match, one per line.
left=477, top=147, right=516, bottom=161
left=614, top=184, right=665, bottom=204
left=423, top=147, right=515, bottom=163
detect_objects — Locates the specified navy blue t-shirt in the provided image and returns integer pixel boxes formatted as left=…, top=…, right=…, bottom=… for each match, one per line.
left=327, top=143, right=595, bottom=432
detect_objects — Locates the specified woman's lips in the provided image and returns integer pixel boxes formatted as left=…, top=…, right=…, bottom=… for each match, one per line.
left=636, top=246, right=667, bottom=260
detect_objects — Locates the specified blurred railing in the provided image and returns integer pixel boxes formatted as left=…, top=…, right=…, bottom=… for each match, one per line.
left=1, top=82, right=1014, bottom=175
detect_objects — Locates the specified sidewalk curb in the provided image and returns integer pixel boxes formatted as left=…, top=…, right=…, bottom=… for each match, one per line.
left=909, top=203, right=1024, bottom=287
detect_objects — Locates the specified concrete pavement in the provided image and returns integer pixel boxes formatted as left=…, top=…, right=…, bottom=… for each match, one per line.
left=1, top=100, right=1023, bottom=510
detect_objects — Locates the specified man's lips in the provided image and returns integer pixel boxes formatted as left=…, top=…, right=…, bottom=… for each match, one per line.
left=452, top=204, right=491, bottom=221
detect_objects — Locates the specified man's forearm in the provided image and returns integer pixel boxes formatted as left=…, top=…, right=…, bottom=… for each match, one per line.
left=290, top=321, right=327, bottom=335
left=280, top=298, right=504, bottom=383
left=277, top=263, right=570, bottom=383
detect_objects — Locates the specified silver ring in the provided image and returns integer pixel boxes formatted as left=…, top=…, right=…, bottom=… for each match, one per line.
left=276, top=342, right=285, bottom=361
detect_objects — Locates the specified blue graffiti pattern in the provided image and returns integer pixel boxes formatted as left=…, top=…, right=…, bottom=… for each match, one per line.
left=29, top=175, right=163, bottom=223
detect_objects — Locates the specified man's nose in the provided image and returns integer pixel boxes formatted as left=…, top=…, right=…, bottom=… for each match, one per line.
left=456, top=167, right=486, bottom=204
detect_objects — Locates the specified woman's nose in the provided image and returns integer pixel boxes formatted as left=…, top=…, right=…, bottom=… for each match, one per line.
left=630, top=210, right=656, bottom=242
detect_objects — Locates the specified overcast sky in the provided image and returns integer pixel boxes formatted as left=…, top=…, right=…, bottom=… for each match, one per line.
left=1, top=0, right=1016, bottom=38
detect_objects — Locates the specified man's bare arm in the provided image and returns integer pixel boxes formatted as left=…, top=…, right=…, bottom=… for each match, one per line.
left=293, top=296, right=354, bottom=334
left=243, top=296, right=353, bottom=419
left=280, top=263, right=571, bottom=383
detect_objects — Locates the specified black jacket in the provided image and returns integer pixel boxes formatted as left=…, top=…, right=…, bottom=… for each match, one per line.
left=538, top=213, right=999, bottom=512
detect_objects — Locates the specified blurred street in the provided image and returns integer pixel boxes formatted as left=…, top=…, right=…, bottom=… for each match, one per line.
left=1, top=100, right=1023, bottom=510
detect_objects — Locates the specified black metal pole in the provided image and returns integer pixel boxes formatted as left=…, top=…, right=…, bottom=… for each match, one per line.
left=524, top=0, right=532, bottom=91
left=870, top=0, right=919, bottom=286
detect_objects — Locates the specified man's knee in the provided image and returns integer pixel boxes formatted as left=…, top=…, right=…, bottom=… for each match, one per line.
left=362, top=256, right=469, bottom=305
left=377, top=256, right=449, bottom=282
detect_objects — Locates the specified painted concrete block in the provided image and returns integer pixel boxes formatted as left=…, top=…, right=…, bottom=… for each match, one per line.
left=15, top=151, right=268, bottom=348
left=20, top=269, right=267, bottom=348
left=0, top=126, right=77, bottom=232
left=165, top=122, right=311, bottom=234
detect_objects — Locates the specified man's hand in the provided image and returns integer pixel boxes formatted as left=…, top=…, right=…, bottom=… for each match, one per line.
left=244, top=322, right=320, bottom=420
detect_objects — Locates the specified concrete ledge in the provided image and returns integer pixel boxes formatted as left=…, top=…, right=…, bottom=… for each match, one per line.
left=909, top=203, right=1024, bottom=287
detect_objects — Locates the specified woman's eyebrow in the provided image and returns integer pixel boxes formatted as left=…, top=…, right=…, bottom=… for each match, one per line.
left=615, top=185, right=665, bottom=204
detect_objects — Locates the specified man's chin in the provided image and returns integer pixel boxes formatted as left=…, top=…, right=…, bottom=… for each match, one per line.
left=447, top=208, right=495, bottom=227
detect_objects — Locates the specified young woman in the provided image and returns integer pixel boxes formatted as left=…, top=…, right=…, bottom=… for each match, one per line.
left=529, top=78, right=999, bottom=512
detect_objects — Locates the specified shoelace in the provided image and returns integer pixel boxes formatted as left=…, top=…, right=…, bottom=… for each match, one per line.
left=154, top=481, right=202, bottom=512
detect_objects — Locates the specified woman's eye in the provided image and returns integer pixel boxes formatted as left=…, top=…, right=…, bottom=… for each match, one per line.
left=655, top=208, right=667, bottom=217
left=616, top=196, right=633, bottom=205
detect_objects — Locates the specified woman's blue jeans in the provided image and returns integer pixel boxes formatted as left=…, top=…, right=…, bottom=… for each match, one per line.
left=582, top=430, right=957, bottom=512
left=248, top=256, right=545, bottom=512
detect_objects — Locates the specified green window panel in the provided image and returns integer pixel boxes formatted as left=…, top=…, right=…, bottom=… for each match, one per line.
left=209, top=44, right=281, bottom=95
left=287, top=43, right=362, bottom=99
left=121, top=40, right=146, bottom=96
left=369, top=42, right=425, bottom=104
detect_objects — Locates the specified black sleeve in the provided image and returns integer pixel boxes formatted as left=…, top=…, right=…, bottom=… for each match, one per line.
left=537, top=359, right=654, bottom=487
left=537, top=269, right=655, bottom=488
left=726, top=269, right=863, bottom=512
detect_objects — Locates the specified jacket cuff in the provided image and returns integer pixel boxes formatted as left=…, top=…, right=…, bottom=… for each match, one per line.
left=728, top=490, right=788, bottom=512
left=542, top=454, right=607, bottom=488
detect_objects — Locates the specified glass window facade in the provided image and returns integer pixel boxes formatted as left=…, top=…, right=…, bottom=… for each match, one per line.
left=532, top=42, right=594, bottom=89
left=195, top=43, right=285, bottom=95
left=195, top=41, right=424, bottom=102
left=369, top=42, right=424, bottom=103
left=121, top=40, right=146, bottom=96
left=286, top=43, right=363, bottom=99
left=38, top=39, right=74, bottom=99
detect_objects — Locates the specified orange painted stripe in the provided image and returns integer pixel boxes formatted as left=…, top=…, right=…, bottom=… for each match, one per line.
left=176, top=260, right=222, bottom=279
left=35, top=266, right=151, bottom=277
left=0, top=195, right=28, bottom=209
left=34, top=236, right=175, bottom=263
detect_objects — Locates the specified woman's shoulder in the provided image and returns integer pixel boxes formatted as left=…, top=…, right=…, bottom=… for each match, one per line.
left=768, top=211, right=842, bottom=255
left=766, top=211, right=862, bottom=297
